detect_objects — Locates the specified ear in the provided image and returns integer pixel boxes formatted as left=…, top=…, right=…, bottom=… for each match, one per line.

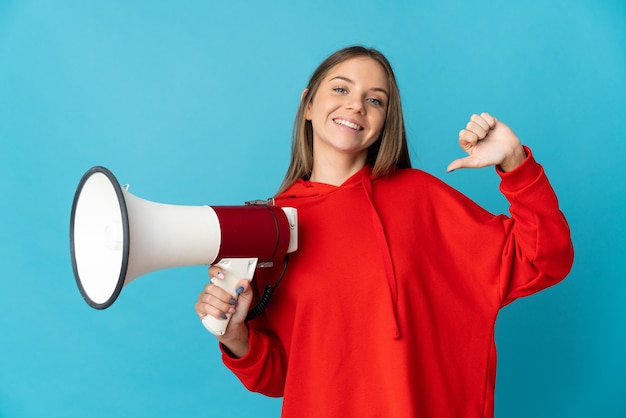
left=302, top=88, right=312, bottom=121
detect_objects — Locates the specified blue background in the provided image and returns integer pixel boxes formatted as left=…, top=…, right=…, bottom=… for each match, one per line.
left=1, top=0, right=625, bottom=417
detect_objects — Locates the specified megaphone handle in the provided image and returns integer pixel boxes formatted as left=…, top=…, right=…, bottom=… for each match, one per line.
left=201, top=258, right=258, bottom=336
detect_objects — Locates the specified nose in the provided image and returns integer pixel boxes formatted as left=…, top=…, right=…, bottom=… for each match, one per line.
left=346, top=96, right=365, bottom=114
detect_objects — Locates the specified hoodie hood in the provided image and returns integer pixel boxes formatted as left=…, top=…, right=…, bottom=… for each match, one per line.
left=275, top=165, right=402, bottom=339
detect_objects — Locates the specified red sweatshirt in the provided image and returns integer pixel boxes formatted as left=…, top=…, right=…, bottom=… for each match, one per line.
left=221, top=148, right=574, bottom=417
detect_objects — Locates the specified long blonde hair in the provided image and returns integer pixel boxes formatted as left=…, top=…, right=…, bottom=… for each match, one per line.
left=276, top=46, right=411, bottom=195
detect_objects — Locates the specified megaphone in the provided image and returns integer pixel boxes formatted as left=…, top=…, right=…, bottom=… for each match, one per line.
left=69, top=166, right=297, bottom=335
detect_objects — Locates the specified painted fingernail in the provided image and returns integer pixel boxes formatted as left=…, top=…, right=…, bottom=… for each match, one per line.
left=221, top=313, right=227, bottom=320
left=236, top=286, right=244, bottom=295
left=229, top=298, right=236, bottom=305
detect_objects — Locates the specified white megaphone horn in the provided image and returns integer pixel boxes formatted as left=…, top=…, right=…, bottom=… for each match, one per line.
left=69, top=166, right=297, bottom=335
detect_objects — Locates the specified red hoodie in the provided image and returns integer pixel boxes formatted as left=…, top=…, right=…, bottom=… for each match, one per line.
left=221, top=148, right=574, bottom=417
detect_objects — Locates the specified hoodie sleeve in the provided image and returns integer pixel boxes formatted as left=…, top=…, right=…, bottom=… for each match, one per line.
left=219, top=325, right=287, bottom=397
left=219, top=269, right=288, bottom=397
left=494, top=146, right=574, bottom=305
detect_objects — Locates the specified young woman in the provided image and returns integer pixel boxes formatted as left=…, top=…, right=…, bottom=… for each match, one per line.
left=194, top=46, right=574, bottom=417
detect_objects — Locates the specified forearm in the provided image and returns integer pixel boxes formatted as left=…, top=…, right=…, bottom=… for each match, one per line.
left=498, top=148, right=574, bottom=300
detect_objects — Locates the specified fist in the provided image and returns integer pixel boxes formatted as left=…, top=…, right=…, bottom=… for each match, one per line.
left=447, top=112, right=526, bottom=172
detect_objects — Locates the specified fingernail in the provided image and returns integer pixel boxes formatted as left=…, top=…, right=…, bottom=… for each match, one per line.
left=216, top=271, right=224, bottom=279
left=220, top=313, right=227, bottom=320
left=229, top=298, right=236, bottom=305
left=228, top=307, right=236, bottom=314
left=236, top=286, right=244, bottom=295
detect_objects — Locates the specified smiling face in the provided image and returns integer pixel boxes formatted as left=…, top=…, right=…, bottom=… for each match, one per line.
left=305, top=57, right=389, bottom=172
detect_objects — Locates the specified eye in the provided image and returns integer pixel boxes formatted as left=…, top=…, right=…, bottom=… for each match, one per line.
left=368, top=97, right=384, bottom=107
left=333, top=87, right=348, bottom=94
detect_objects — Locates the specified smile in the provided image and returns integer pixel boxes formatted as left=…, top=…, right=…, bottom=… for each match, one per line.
left=333, top=118, right=363, bottom=131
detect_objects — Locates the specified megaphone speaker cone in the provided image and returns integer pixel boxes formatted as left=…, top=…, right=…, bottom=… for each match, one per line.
left=70, top=166, right=129, bottom=309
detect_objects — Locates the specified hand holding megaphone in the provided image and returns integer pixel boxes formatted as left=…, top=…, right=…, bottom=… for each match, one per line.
left=199, top=258, right=257, bottom=336
left=195, top=263, right=255, bottom=356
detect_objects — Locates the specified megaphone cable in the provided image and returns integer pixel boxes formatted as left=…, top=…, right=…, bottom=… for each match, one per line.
left=246, top=255, right=289, bottom=322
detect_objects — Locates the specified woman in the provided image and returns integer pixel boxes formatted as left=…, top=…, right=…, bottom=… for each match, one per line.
left=195, top=46, right=574, bottom=417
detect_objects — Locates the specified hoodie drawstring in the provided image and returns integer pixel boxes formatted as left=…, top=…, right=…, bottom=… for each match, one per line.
left=361, top=171, right=402, bottom=340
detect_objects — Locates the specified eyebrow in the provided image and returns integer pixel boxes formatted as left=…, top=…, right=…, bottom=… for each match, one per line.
left=329, top=76, right=389, bottom=97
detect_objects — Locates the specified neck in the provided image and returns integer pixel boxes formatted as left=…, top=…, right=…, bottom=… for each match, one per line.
left=309, top=153, right=367, bottom=186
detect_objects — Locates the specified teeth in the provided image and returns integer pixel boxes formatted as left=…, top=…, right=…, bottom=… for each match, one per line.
left=334, top=119, right=362, bottom=130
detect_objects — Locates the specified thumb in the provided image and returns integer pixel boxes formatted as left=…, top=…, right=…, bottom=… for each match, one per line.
left=230, top=279, right=254, bottom=323
left=447, top=156, right=477, bottom=172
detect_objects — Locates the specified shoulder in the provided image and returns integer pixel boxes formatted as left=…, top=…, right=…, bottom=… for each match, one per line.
left=374, top=168, right=489, bottom=213
left=376, top=167, right=452, bottom=191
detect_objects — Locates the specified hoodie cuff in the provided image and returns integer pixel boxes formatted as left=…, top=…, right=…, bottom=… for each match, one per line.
left=496, top=146, right=543, bottom=192
left=220, top=326, right=266, bottom=370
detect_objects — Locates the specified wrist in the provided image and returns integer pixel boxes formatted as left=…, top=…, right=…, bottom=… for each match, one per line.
left=499, top=144, right=527, bottom=172
left=219, top=322, right=250, bottom=358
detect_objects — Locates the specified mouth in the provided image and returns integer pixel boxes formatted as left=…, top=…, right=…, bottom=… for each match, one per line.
left=333, top=118, right=363, bottom=131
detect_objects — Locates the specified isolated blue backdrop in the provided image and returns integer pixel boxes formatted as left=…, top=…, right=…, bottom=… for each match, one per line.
left=1, top=0, right=625, bottom=417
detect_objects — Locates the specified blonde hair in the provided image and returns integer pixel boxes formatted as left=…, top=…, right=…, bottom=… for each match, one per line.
left=276, top=46, right=411, bottom=195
